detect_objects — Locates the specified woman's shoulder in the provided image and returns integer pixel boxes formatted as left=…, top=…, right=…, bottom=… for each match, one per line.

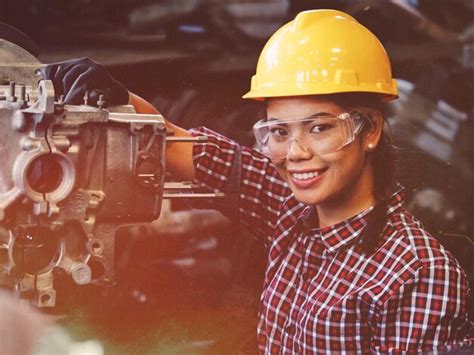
left=386, top=207, right=461, bottom=269
left=368, top=207, right=471, bottom=307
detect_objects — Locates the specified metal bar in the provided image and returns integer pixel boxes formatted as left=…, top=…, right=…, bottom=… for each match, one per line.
left=163, top=192, right=225, bottom=199
left=108, top=112, right=165, bottom=124
left=166, top=136, right=208, bottom=142
left=163, top=182, right=200, bottom=190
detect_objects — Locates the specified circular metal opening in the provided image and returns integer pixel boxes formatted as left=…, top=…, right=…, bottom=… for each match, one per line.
left=12, top=226, right=60, bottom=275
left=91, top=242, right=101, bottom=253
left=40, top=294, right=51, bottom=304
left=14, top=151, right=76, bottom=203
left=26, top=154, right=64, bottom=194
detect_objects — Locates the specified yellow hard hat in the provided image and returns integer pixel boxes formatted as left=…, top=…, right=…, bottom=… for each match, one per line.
left=243, top=9, right=398, bottom=101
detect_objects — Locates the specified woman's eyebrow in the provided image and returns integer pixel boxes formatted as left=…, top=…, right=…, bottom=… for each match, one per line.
left=307, top=112, right=333, bottom=119
left=266, top=112, right=333, bottom=122
left=265, top=119, right=289, bottom=128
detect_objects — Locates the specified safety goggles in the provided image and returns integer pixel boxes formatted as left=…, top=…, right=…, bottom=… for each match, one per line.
left=253, top=112, right=365, bottom=161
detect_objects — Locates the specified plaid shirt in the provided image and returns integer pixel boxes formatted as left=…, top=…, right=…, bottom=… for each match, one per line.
left=190, top=127, right=474, bottom=354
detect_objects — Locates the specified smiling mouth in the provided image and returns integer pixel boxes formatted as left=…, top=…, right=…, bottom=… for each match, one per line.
left=289, top=168, right=328, bottom=181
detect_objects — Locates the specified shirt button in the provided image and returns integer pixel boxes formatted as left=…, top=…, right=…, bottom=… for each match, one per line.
left=285, top=324, right=296, bottom=335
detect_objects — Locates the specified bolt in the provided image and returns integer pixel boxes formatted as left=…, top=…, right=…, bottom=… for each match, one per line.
left=58, top=95, right=65, bottom=105
left=19, top=85, right=26, bottom=101
left=83, top=90, right=89, bottom=105
left=71, top=262, right=92, bottom=285
left=97, top=95, right=105, bottom=109
left=8, top=81, right=16, bottom=102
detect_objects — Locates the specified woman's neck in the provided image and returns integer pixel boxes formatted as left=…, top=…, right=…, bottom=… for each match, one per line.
left=316, top=165, right=375, bottom=228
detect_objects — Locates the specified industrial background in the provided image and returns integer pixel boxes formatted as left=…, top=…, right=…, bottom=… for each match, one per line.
left=0, top=0, right=473, bottom=354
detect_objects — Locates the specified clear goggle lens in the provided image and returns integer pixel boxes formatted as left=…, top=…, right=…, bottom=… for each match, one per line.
left=253, top=112, right=365, bottom=161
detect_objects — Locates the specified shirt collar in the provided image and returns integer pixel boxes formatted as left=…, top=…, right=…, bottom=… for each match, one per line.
left=296, top=184, right=405, bottom=253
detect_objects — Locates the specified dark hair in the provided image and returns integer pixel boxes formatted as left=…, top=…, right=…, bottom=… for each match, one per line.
left=328, top=93, right=396, bottom=254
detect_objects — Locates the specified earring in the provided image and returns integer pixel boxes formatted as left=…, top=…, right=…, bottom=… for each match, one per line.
left=367, top=143, right=375, bottom=151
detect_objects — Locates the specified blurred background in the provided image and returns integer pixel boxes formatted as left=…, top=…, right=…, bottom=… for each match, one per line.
left=0, top=0, right=473, bottom=354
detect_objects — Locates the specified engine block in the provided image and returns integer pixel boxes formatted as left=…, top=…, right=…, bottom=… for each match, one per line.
left=0, top=40, right=168, bottom=306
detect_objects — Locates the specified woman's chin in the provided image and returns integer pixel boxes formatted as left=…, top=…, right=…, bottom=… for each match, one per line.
left=288, top=183, right=326, bottom=205
left=293, top=192, right=324, bottom=205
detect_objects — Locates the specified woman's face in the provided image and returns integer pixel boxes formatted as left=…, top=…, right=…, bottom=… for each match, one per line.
left=266, top=96, right=379, bottom=207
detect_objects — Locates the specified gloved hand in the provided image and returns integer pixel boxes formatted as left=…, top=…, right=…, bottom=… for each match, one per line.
left=41, top=57, right=129, bottom=106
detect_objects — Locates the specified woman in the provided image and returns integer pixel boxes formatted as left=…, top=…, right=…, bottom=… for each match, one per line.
left=44, top=9, right=474, bottom=353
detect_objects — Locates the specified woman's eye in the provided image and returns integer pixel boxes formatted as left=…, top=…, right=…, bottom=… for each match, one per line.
left=310, top=124, right=332, bottom=134
left=269, top=127, right=289, bottom=138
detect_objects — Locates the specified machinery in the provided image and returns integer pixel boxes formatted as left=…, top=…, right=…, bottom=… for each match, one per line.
left=0, top=39, right=214, bottom=307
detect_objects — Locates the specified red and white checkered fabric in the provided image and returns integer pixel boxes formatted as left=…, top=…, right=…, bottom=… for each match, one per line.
left=190, top=127, right=474, bottom=353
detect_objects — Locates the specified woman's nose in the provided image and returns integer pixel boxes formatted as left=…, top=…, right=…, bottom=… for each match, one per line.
left=287, top=138, right=312, bottom=161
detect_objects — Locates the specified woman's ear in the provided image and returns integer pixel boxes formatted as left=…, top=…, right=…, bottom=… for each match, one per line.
left=363, top=112, right=383, bottom=152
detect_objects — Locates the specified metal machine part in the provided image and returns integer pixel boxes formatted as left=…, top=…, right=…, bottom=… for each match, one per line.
left=0, top=40, right=218, bottom=307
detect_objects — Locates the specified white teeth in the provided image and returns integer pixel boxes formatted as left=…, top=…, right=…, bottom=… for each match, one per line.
left=291, top=171, right=320, bottom=180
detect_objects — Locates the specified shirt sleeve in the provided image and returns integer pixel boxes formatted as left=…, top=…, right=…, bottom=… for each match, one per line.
left=189, top=126, right=291, bottom=243
left=371, top=264, right=474, bottom=354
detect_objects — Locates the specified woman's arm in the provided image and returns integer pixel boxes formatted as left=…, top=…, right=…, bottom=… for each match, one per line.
left=130, top=93, right=291, bottom=242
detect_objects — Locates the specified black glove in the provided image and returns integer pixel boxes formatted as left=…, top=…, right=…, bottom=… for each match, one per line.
left=41, top=57, right=129, bottom=106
